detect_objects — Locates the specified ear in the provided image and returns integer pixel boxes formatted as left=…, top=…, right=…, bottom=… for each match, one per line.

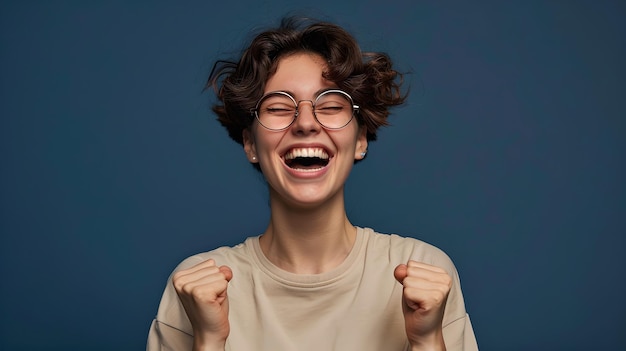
left=354, top=126, right=368, bottom=160
left=242, top=129, right=258, bottom=163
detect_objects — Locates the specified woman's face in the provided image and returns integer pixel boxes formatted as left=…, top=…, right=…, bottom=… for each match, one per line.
left=243, top=52, right=367, bottom=208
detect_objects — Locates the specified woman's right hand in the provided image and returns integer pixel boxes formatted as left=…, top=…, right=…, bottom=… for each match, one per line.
left=173, top=259, right=233, bottom=351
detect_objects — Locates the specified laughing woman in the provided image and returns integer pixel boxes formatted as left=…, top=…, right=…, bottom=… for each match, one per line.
left=147, top=17, right=478, bottom=351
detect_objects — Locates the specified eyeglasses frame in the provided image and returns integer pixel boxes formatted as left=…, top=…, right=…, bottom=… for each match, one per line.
left=250, top=89, right=360, bottom=131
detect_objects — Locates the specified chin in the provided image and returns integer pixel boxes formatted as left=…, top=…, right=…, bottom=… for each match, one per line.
left=277, top=185, right=344, bottom=209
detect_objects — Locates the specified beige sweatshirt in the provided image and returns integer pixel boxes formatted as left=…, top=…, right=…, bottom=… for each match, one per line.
left=147, top=227, right=478, bottom=351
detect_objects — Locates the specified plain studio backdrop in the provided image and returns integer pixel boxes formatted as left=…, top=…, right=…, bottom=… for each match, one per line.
left=1, top=1, right=624, bottom=350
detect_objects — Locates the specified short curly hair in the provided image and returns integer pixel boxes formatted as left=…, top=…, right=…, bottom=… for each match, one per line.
left=206, top=16, right=406, bottom=146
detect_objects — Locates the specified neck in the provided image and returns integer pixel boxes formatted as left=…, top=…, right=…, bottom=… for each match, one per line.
left=259, top=189, right=356, bottom=274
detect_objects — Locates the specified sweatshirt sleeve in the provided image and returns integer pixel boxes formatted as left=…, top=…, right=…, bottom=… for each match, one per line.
left=441, top=262, right=478, bottom=350
left=146, top=318, right=193, bottom=351
left=407, top=237, right=479, bottom=350
left=146, top=255, right=206, bottom=351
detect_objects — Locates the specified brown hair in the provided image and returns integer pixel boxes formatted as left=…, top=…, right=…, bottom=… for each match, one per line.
left=206, top=16, right=406, bottom=145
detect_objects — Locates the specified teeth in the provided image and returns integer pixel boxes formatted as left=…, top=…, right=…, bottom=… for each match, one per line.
left=284, top=148, right=329, bottom=160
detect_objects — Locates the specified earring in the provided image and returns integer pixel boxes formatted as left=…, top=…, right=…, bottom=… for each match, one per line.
left=252, top=156, right=257, bottom=161
left=360, top=151, right=367, bottom=158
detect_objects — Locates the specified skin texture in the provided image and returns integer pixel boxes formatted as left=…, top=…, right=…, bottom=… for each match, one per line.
left=173, top=52, right=451, bottom=351
left=172, top=259, right=232, bottom=351
left=243, top=53, right=368, bottom=210
left=395, top=261, right=451, bottom=351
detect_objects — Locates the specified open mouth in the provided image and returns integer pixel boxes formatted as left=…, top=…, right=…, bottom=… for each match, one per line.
left=283, top=147, right=330, bottom=171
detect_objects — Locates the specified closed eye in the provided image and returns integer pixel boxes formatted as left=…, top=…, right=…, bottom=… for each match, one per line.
left=316, top=106, right=344, bottom=114
left=265, top=107, right=295, bottom=116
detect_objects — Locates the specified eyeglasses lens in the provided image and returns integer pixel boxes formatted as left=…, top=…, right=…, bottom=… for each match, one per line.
left=257, top=91, right=354, bottom=130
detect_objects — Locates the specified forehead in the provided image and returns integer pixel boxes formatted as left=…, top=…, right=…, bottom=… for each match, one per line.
left=264, top=52, right=334, bottom=95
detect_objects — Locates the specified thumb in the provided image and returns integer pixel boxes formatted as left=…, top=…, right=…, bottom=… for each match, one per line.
left=394, top=264, right=408, bottom=284
left=219, top=265, right=233, bottom=282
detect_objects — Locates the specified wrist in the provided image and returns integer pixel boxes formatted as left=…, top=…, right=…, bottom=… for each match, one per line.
left=192, top=333, right=226, bottom=351
left=409, top=330, right=446, bottom=351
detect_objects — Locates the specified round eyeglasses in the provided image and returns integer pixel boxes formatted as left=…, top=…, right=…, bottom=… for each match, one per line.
left=251, top=89, right=360, bottom=131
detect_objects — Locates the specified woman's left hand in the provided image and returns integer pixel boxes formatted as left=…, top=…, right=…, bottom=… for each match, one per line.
left=394, top=260, right=452, bottom=351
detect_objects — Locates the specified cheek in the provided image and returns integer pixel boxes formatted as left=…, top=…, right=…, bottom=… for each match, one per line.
left=337, top=126, right=361, bottom=150
left=255, top=135, right=277, bottom=152
left=253, top=130, right=284, bottom=160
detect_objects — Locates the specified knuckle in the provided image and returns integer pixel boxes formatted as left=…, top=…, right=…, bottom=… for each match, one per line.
left=189, top=286, right=209, bottom=301
left=441, top=273, right=452, bottom=287
left=172, top=271, right=184, bottom=282
left=172, top=276, right=185, bottom=291
left=433, top=293, right=444, bottom=306
left=173, top=281, right=183, bottom=292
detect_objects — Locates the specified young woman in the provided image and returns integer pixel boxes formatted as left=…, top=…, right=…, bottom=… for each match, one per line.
left=147, top=17, right=478, bottom=351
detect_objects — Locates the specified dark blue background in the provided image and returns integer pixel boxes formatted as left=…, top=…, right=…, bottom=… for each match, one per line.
left=1, top=1, right=624, bottom=350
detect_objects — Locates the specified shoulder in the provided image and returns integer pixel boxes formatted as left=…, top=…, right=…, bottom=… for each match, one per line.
left=362, top=227, right=457, bottom=276
left=172, top=237, right=256, bottom=273
left=152, top=237, right=257, bottom=333
left=363, top=228, right=473, bottom=335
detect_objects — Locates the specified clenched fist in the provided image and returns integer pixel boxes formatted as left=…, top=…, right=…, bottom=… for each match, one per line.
left=173, top=259, right=233, bottom=351
left=394, top=260, right=452, bottom=351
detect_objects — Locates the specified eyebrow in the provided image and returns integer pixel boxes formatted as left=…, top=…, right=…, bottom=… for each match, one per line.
left=271, top=88, right=338, bottom=99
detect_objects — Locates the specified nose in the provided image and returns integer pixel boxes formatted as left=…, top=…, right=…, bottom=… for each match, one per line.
left=291, top=100, right=321, bottom=135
